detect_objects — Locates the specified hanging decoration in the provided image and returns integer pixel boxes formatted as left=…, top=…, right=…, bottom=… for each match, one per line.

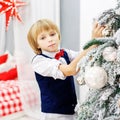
left=0, top=0, right=27, bottom=31
left=84, top=66, right=108, bottom=89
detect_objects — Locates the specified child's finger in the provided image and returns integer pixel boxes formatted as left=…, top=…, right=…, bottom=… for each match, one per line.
left=92, top=21, right=98, bottom=29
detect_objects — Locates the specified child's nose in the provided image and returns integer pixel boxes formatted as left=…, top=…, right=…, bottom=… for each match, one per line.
left=48, top=36, right=53, bottom=42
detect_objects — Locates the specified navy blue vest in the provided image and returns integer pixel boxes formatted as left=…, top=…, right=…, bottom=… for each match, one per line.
left=34, top=51, right=77, bottom=115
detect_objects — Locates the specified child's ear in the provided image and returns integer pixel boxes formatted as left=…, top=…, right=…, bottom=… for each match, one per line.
left=37, top=44, right=40, bottom=49
left=37, top=46, right=41, bottom=49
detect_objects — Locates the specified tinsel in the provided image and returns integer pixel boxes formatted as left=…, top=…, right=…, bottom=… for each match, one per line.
left=76, top=1, right=120, bottom=119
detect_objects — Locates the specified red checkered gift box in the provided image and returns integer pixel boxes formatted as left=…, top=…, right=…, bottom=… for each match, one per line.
left=0, top=80, right=23, bottom=117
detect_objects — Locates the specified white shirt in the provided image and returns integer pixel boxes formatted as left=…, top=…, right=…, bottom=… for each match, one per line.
left=32, top=48, right=79, bottom=80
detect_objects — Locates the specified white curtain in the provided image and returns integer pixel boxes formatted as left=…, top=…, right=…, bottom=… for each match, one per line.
left=0, top=15, right=15, bottom=55
left=0, top=14, right=5, bottom=54
left=13, top=0, right=60, bottom=119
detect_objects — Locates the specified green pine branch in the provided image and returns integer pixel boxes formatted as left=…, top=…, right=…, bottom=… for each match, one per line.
left=83, top=39, right=105, bottom=50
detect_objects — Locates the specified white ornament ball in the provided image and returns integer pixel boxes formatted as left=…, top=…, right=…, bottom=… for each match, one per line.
left=85, top=66, right=107, bottom=89
left=102, top=46, right=117, bottom=61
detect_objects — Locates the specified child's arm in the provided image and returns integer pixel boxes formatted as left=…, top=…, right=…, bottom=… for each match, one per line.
left=59, top=45, right=96, bottom=76
left=59, top=22, right=105, bottom=76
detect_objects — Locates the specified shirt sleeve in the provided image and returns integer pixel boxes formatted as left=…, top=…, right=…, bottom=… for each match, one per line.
left=32, top=55, right=66, bottom=80
left=64, top=49, right=81, bottom=72
left=64, top=48, right=80, bottom=61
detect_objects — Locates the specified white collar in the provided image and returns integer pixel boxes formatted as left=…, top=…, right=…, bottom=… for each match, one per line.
left=42, top=50, right=60, bottom=58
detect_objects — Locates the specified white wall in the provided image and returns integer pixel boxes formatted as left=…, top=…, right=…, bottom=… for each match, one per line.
left=79, top=0, right=116, bottom=103
left=60, top=0, right=80, bottom=51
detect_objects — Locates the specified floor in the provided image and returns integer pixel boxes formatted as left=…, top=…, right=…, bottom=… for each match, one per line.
left=1, top=112, right=38, bottom=120
left=13, top=116, right=36, bottom=120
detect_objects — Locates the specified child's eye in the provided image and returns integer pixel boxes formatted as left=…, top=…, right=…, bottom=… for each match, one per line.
left=41, top=36, right=46, bottom=40
left=50, top=33, right=56, bottom=36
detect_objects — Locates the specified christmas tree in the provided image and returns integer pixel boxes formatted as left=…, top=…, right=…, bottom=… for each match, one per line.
left=76, top=0, right=120, bottom=119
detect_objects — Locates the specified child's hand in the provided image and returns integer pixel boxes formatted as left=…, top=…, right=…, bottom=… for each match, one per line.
left=91, top=21, right=105, bottom=39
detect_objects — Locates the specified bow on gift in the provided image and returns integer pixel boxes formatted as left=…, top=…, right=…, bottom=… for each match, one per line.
left=55, top=49, right=64, bottom=60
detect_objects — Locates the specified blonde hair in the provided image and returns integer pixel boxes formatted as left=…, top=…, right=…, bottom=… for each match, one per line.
left=27, top=19, right=61, bottom=54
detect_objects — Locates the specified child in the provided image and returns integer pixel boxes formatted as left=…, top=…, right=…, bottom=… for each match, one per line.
left=27, top=19, right=104, bottom=120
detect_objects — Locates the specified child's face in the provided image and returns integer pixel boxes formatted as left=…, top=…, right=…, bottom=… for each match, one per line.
left=37, top=30, right=60, bottom=52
